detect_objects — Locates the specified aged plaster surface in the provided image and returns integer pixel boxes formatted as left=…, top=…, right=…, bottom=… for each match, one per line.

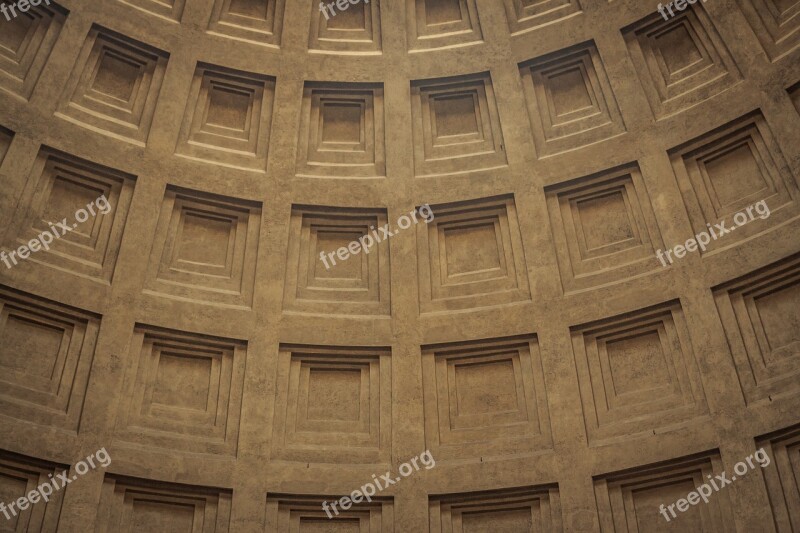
left=0, top=0, right=798, bottom=530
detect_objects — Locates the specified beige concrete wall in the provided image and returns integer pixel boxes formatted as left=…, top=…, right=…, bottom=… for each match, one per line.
left=0, top=0, right=798, bottom=530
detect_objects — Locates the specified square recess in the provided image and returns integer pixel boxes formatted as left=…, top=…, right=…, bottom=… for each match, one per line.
left=622, top=6, right=741, bottom=119
left=422, top=336, right=552, bottom=460
left=594, top=452, right=734, bottom=531
left=115, top=325, right=247, bottom=456
left=296, top=83, right=385, bottom=178
left=0, top=451, right=66, bottom=531
left=757, top=423, right=800, bottom=529
left=56, top=25, right=169, bottom=145
left=0, top=1, right=66, bottom=100
left=0, top=286, right=100, bottom=431
left=545, top=163, right=664, bottom=293
left=96, top=475, right=232, bottom=531
left=430, top=486, right=562, bottom=532
left=519, top=41, right=626, bottom=157
left=713, top=253, right=800, bottom=404
left=736, top=0, right=800, bottom=61
left=411, top=73, right=506, bottom=177
left=176, top=63, right=275, bottom=171
left=208, top=0, right=286, bottom=46
left=266, top=494, right=393, bottom=531
left=417, top=195, right=530, bottom=313
left=310, top=0, right=382, bottom=53
left=271, top=344, right=391, bottom=464
left=503, top=0, right=581, bottom=35
left=5, top=147, right=136, bottom=283
left=283, top=205, right=390, bottom=316
left=406, top=0, right=483, bottom=51
left=668, top=111, right=798, bottom=256
left=144, top=186, right=261, bottom=308
left=571, top=301, right=709, bottom=445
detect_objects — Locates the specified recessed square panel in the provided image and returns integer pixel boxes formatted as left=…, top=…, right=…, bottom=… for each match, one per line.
left=430, top=486, right=562, bottom=532
left=503, top=0, right=581, bottom=35
left=703, top=142, right=768, bottom=208
left=622, top=7, right=741, bottom=119
left=422, top=336, right=552, bottom=460
left=115, top=325, right=247, bottom=456
left=0, top=286, right=100, bottom=431
left=321, top=102, right=363, bottom=144
left=606, top=331, right=667, bottom=395
left=454, top=358, right=518, bottom=415
left=737, top=0, right=800, bottom=61
left=43, top=176, right=102, bottom=226
left=97, top=475, right=232, bottom=531
left=594, top=452, right=734, bottom=532
left=309, top=0, right=382, bottom=53
left=571, top=301, right=709, bottom=445
left=306, top=368, right=361, bottom=421
left=56, top=25, right=168, bottom=145
left=267, top=495, right=393, bottom=532
left=230, top=0, right=269, bottom=17
left=208, top=0, right=286, bottom=46
left=313, top=229, right=364, bottom=281
left=297, top=83, right=385, bottom=177
left=132, top=500, right=195, bottom=531
left=757, top=424, right=800, bottom=527
left=756, top=283, right=800, bottom=353
left=283, top=205, right=390, bottom=316
left=443, top=222, right=500, bottom=277
left=92, top=52, right=141, bottom=102
left=656, top=23, right=704, bottom=73
left=176, top=63, right=275, bottom=170
left=152, top=353, right=213, bottom=411
left=144, top=186, right=261, bottom=309
left=329, top=3, right=366, bottom=29
left=418, top=195, right=529, bottom=312
left=545, top=163, right=664, bottom=294
left=0, top=2, right=67, bottom=100
left=519, top=41, right=626, bottom=157
left=177, top=212, right=234, bottom=267
left=576, top=191, right=635, bottom=252
left=271, top=345, right=391, bottom=463
left=2, top=314, right=64, bottom=378
left=0, top=451, right=66, bottom=532
left=713, top=253, right=800, bottom=404
left=1, top=11, right=34, bottom=52
left=549, top=67, right=593, bottom=116
left=668, top=111, right=798, bottom=256
left=433, top=93, right=480, bottom=138
left=412, top=73, right=506, bottom=176
left=206, top=85, right=251, bottom=131
left=407, top=0, right=482, bottom=50
left=426, top=0, right=462, bottom=24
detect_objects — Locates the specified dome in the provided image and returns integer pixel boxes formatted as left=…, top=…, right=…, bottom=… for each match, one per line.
left=0, top=0, right=798, bottom=530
